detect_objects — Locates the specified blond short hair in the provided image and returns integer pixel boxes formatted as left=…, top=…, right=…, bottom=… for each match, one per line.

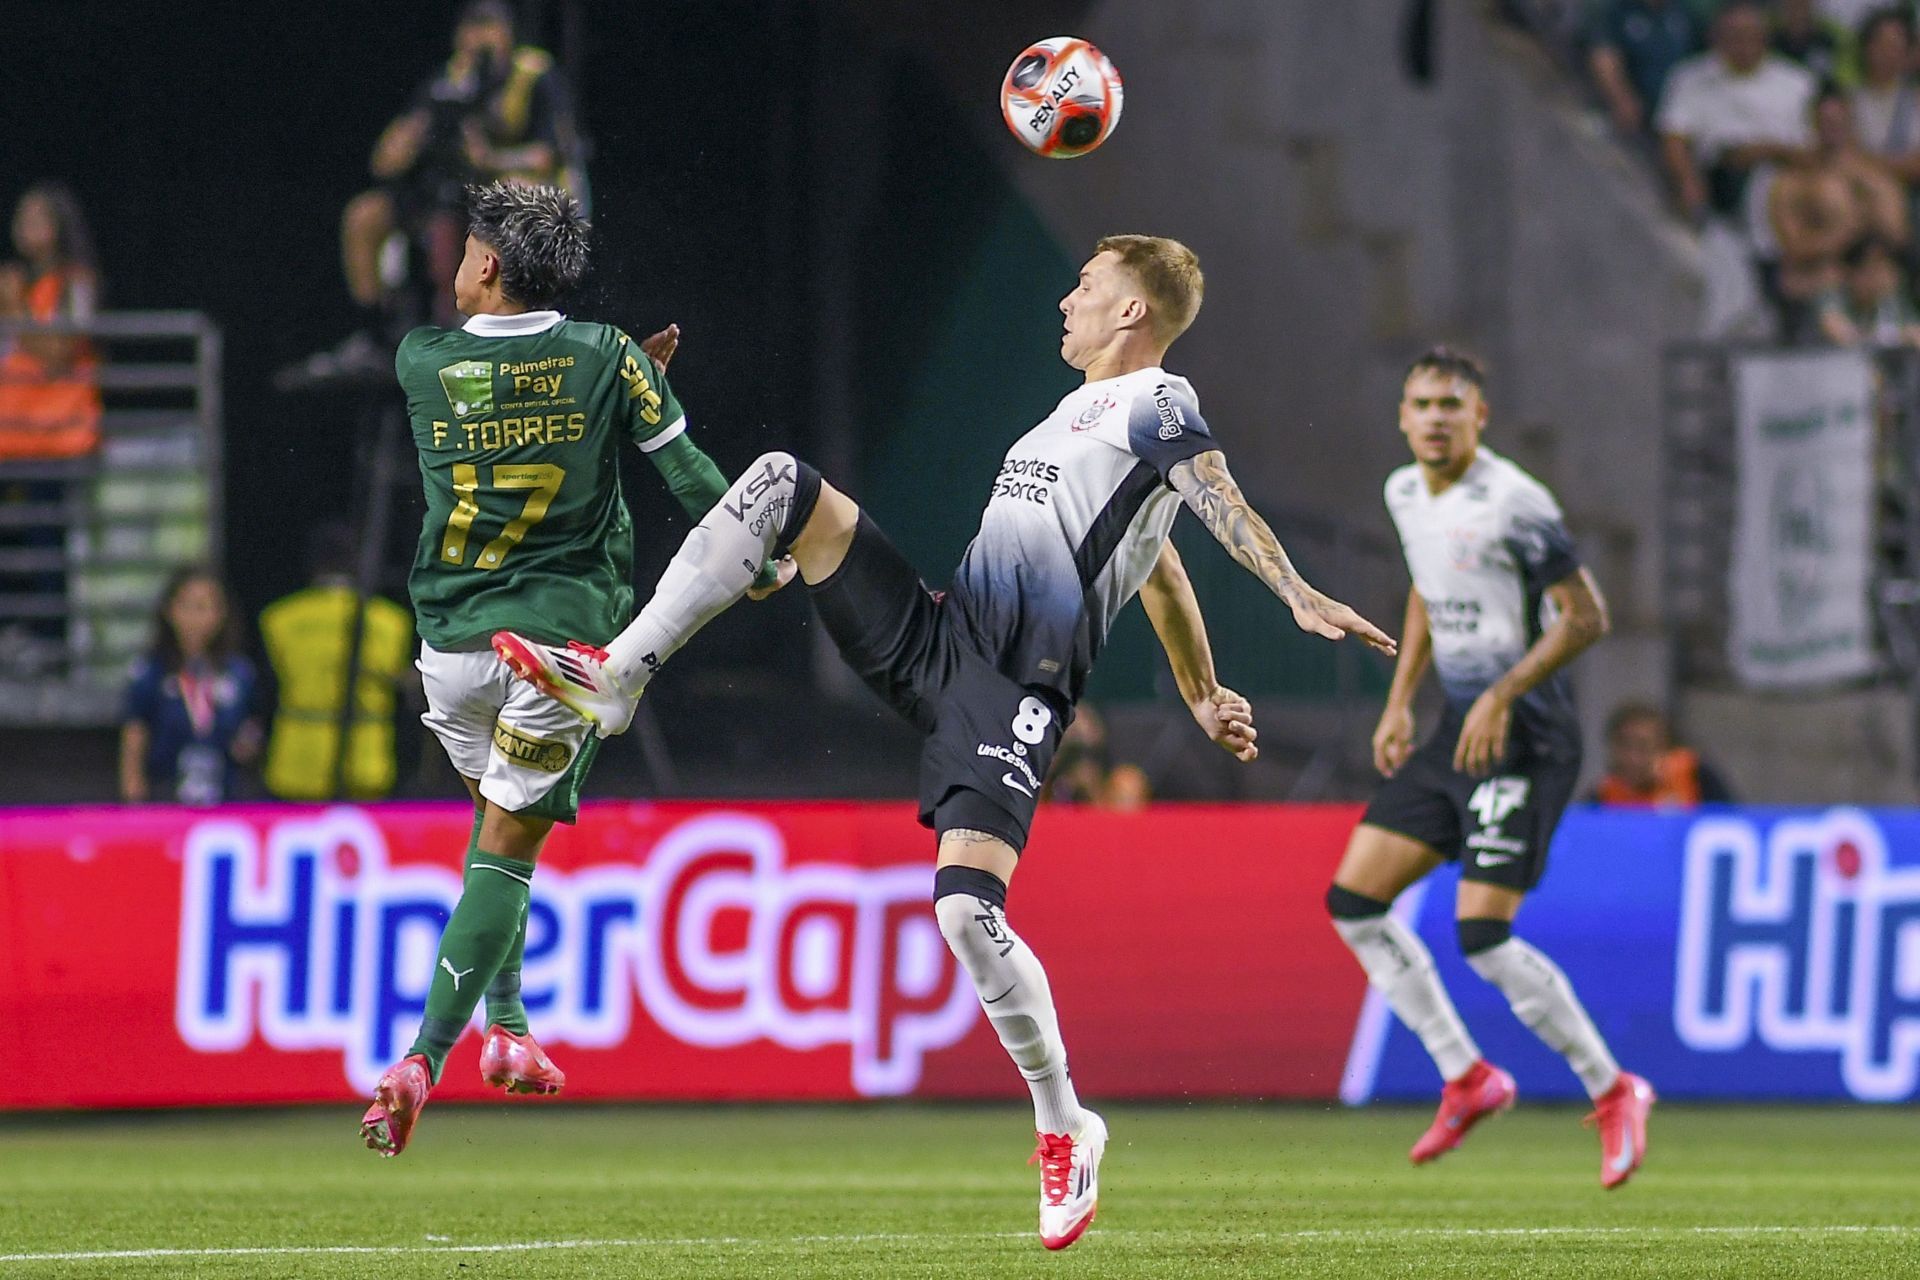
left=1094, top=234, right=1204, bottom=344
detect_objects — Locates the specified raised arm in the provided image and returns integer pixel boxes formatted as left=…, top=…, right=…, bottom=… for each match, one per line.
left=1167, top=449, right=1396, bottom=655
left=1453, top=567, right=1610, bottom=776
left=1137, top=540, right=1257, bottom=761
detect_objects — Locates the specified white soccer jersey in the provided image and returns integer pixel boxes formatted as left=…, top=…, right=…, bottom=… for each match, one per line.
left=1384, top=447, right=1584, bottom=760
left=948, top=366, right=1214, bottom=704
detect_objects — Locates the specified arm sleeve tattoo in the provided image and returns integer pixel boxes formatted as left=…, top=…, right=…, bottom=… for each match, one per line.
left=1168, top=450, right=1307, bottom=604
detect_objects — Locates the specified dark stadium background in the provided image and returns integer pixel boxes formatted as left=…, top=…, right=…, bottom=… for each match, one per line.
left=2, top=0, right=1129, bottom=799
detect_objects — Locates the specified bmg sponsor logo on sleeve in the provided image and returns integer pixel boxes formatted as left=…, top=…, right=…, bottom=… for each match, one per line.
left=1675, top=808, right=1920, bottom=1101
left=174, top=809, right=977, bottom=1096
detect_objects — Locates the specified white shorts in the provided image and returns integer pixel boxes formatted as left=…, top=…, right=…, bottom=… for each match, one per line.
left=418, top=643, right=597, bottom=820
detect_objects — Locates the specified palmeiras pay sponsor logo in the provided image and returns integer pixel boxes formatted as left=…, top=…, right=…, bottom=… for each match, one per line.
left=1675, top=808, right=1920, bottom=1100
left=174, top=809, right=978, bottom=1095
left=438, top=361, right=495, bottom=418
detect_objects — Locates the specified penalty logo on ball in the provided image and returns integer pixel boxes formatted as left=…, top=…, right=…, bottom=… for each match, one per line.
left=1000, top=36, right=1124, bottom=159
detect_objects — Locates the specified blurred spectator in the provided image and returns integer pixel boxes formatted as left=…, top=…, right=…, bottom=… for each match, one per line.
left=0, top=182, right=103, bottom=677
left=259, top=522, right=413, bottom=801
left=1102, top=763, right=1153, bottom=812
left=1848, top=8, right=1920, bottom=185
left=1765, top=84, right=1907, bottom=339
left=0, top=182, right=100, bottom=460
left=1587, top=703, right=1734, bottom=807
left=336, top=0, right=580, bottom=342
left=1042, top=703, right=1153, bottom=809
left=1817, top=232, right=1920, bottom=344
left=1822, top=0, right=1919, bottom=36
left=1658, top=1, right=1816, bottom=224
left=1774, top=0, right=1855, bottom=85
left=119, top=567, right=263, bottom=805
left=1585, top=0, right=1709, bottom=138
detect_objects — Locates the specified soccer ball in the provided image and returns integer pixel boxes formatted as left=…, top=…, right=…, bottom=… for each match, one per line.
left=1000, top=37, right=1124, bottom=158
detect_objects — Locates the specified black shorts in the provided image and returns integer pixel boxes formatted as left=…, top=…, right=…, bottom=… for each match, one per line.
left=1359, top=735, right=1579, bottom=891
left=808, top=514, right=1066, bottom=853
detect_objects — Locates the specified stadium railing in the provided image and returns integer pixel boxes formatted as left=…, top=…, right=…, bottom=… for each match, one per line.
left=0, top=311, right=223, bottom=727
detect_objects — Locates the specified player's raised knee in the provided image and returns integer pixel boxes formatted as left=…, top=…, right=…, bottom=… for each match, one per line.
left=932, top=864, right=1009, bottom=941
left=728, top=452, right=822, bottom=552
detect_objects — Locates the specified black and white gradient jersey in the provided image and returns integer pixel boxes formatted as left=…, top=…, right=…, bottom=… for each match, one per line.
left=947, top=366, right=1214, bottom=706
left=1385, top=447, right=1584, bottom=763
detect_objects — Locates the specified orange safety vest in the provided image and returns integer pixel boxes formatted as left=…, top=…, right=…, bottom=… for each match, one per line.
left=0, top=270, right=101, bottom=461
left=1592, top=748, right=1705, bottom=808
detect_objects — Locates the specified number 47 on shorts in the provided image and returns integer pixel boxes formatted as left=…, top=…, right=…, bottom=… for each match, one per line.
left=1468, top=777, right=1530, bottom=827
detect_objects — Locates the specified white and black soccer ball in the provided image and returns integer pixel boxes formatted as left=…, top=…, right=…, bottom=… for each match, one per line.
left=999, top=37, right=1124, bottom=159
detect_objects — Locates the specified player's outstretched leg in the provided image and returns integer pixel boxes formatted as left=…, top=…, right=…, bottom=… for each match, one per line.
left=361, top=828, right=540, bottom=1155
left=934, top=859, right=1103, bottom=1250
left=495, top=452, right=826, bottom=735
left=1326, top=885, right=1515, bottom=1164
left=1459, top=917, right=1651, bottom=1187
left=490, top=636, right=633, bottom=737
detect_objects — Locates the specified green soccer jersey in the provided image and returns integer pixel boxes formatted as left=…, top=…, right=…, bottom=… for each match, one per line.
left=398, top=310, right=685, bottom=650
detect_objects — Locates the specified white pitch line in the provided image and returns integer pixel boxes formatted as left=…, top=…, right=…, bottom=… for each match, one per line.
left=0, top=1224, right=1913, bottom=1264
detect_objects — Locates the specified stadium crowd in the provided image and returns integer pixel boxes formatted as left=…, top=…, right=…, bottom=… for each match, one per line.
left=9, top=1, right=1815, bottom=808
left=1581, top=0, right=1920, bottom=341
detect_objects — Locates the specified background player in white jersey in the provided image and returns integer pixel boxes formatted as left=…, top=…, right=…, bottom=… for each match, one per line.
left=494, top=234, right=1397, bottom=1249
left=1327, top=348, right=1654, bottom=1188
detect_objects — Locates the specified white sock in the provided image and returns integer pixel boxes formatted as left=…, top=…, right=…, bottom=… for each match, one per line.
left=1334, top=914, right=1481, bottom=1082
left=935, top=891, right=1085, bottom=1136
left=604, top=453, right=803, bottom=692
left=1466, top=937, right=1620, bottom=1099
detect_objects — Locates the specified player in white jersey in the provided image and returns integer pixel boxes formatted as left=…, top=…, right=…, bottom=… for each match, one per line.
left=1326, top=348, right=1654, bottom=1188
left=493, top=234, right=1396, bottom=1249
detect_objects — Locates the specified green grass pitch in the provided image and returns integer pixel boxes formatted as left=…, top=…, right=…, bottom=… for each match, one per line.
left=1, top=1103, right=1915, bottom=1278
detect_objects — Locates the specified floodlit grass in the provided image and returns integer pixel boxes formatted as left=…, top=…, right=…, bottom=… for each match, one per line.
left=0, top=1103, right=1914, bottom=1277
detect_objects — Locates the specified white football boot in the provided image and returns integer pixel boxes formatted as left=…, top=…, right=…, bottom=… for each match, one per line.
left=491, top=632, right=637, bottom=738
left=1032, top=1109, right=1106, bottom=1250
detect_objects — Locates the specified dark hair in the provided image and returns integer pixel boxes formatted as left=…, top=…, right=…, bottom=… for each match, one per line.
left=149, top=566, right=240, bottom=673
left=465, top=180, right=590, bottom=309
left=1814, top=77, right=1849, bottom=110
left=16, top=181, right=96, bottom=272
left=306, top=520, right=357, bottom=580
left=1860, top=5, right=1916, bottom=47
left=1606, top=701, right=1669, bottom=740
left=459, top=0, right=514, bottom=31
left=1843, top=233, right=1901, bottom=269
left=1405, top=344, right=1487, bottom=393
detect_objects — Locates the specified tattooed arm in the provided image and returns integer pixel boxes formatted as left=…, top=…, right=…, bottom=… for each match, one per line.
left=1167, top=450, right=1397, bottom=655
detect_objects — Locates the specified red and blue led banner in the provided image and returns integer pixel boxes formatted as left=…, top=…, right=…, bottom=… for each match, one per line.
left=0, top=802, right=1364, bottom=1109
left=4, top=802, right=1916, bottom=1109
left=1358, top=807, right=1920, bottom=1104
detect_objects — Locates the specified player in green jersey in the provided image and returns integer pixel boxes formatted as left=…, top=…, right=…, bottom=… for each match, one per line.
left=360, top=180, right=793, bottom=1156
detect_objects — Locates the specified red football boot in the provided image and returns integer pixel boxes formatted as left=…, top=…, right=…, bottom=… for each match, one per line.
left=360, top=1054, right=432, bottom=1157
left=478, top=1025, right=567, bottom=1096
left=1409, top=1060, right=1517, bottom=1165
left=1586, top=1072, right=1655, bottom=1189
